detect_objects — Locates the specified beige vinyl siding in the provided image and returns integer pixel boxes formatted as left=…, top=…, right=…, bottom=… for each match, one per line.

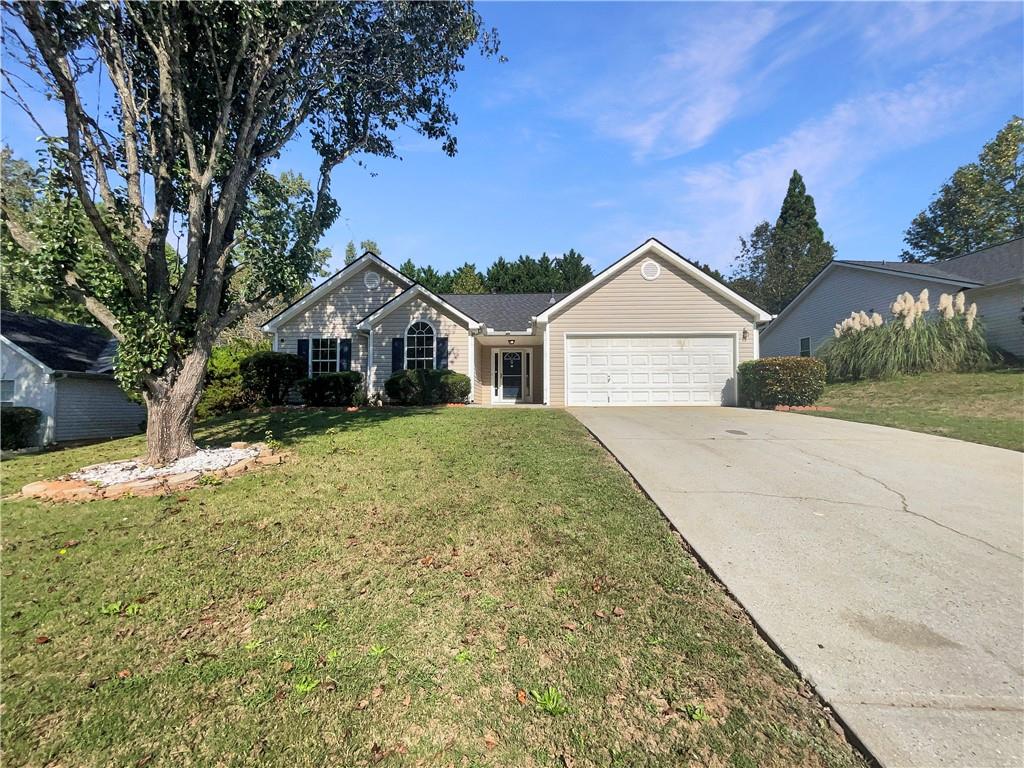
left=276, top=263, right=405, bottom=375
left=760, top=265, right=963, bottom=357
left=967, top=282, right=1024, bottom=357
left=54, top=377, right=144, bottom=442
left=368, top=297, right=471, bottom=394
left=546, top=253, right=757, bottom=407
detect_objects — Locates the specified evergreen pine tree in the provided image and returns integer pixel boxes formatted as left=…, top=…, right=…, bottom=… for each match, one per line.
left=763, top=170, right=834, bottom=313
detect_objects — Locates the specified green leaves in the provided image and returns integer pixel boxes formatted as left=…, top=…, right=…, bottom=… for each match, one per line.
left=902, top=116, right=1023, bottom=262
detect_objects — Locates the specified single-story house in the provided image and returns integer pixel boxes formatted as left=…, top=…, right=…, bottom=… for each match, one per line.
left=263, top=238, right=771, bottom=407
left=760, top=237, right=1024, bottom=358
left=0, top=311, right=145, bottom=444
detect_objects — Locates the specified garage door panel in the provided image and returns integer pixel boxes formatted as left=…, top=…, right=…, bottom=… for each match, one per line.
left=566, top=335, right=735, bottom=406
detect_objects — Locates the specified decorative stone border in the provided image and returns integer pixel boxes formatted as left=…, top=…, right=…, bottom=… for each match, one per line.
left=773, top=405, right=835, bottom=412
left=19, top=442, right=285, bottom=503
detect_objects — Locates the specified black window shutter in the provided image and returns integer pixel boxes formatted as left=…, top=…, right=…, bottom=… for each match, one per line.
left=391, top=338, right=404, bottom=373
left=296, top=338, right=310, bottom=375
left=436, top=337, right=449, bottom=369
left=339, top=338, right=351, bottom=371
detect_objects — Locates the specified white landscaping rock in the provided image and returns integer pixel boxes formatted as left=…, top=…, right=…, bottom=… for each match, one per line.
left=69, top=447, right=259, bottom=487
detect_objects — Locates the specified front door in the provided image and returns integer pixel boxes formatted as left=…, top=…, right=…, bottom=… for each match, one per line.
left=493, top=349, right=531, bottom=402
left=501, top=351, right=523, bottom=400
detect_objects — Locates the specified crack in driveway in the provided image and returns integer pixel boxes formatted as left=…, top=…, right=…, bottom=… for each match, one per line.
left=794, top=444, right=1021, bottom=560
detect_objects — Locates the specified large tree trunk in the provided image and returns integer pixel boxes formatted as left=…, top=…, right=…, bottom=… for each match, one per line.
left=142, top=347, right=210, bottom=466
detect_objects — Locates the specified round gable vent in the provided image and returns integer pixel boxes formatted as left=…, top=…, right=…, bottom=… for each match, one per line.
left=640, top=259, right=661, bottom=281
left=364, top=270, right=381, bottom=290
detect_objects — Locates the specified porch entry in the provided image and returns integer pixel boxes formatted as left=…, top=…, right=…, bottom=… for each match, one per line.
left=492, top=349, right=532, bottom=402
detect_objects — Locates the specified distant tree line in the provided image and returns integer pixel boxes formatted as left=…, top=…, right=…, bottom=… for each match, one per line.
left=397, top=249, right=593, bottom=294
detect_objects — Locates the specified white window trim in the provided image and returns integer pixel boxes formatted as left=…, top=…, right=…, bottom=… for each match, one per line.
left=405, top=320, right=436, bottom=370
left=311, top=337, right=341, bottom=376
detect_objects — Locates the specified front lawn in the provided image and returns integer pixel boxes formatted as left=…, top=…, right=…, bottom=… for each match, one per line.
left=809, top=369, right=1024, bottom=451
left=1, top=408, right=865, bottom=767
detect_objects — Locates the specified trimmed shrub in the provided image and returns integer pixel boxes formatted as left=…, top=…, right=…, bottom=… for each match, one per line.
left=384, top=369, right=421, bottom=405
left=738, top=357, right=826, bottom=408
left=819, top=290, right=993, bottom=381
left=296, top=371, right=364, bottom=406
left=1, top=405, right=42, bottom=449
left=240, top=351, right=307, bottom=405
left=435, top=370, right=471, bottom=403
left=197, top=339, right=267, bottom=419
left=384, top=369, right=472, bottom=405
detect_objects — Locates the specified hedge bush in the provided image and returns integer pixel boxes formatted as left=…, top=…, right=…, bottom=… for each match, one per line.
left=240, top=351, right=306, bottom=405
left=738, top=357, right=826, bottom=408
left=197, top=339, right=267, bottom=419
left=296, top=371, right=364, bottom=407
left=1, top=405, right=42, bottom=449
left=384, top=369, right=471, bottom=405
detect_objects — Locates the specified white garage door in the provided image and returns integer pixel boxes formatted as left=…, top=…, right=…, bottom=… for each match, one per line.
left=566, top=335, right=735, bottom=406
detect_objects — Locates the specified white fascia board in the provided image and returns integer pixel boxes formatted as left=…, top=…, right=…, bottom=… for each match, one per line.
left=535, top=238, right=771, bottom=323
left=0, top=336, right=54, bottom=374
left=262, top=253, right=414, bottom=331
left=356, top=284, right=482, bottom=331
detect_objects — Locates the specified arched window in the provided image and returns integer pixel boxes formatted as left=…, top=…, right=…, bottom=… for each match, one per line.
left=406, top=321, right=435, bottom=370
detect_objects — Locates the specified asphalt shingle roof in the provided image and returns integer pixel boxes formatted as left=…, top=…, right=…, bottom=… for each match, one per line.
left=1, top=311, right=114, bottom=373
left=843, top=237, right=1023, bottom=286
left=440, top=292, right=568, bottom=330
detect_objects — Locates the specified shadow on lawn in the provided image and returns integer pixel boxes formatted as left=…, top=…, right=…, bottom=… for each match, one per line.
left=196, top=406, right=443, bottom=447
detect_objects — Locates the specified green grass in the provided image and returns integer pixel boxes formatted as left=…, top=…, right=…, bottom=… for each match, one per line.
left=810, top=369, right=1024, bottom=451
left=1, top=408, right=866, bottom=767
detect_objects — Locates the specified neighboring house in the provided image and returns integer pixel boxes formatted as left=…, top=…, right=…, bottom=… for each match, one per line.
left=263, top=238, right=771, bottom=407
left=0, top=311, right=145, bottom=444
left=760, top=238, right=1024, bottom=358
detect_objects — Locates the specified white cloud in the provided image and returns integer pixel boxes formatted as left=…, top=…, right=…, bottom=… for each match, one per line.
left=859, top=3, right=1021, bottom=62
left=573, top=7, right=786, bottom=159
left=657, top=60, right=1013, bottom=269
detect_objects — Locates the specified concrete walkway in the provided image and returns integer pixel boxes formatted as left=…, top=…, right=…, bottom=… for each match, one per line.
left=572, top=407, right=1023, bottom=768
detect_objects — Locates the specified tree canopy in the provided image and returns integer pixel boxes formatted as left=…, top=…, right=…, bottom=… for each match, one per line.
left=344, top=239, right=381, bottom=265
left=1, top=1, right=497, bottom=463
left=397, top=249, right=594, bottom=294
left=730, top=170, right=835, bottom=313
left=902, top=116, right=1023, bottom=262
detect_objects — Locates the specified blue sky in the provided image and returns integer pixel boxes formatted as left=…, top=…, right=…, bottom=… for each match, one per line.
left=3, top=2, right=1022, bottom=277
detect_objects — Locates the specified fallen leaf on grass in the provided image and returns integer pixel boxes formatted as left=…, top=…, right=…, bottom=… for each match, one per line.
left=419, top=555, right=434, bottom=566
left=612, top=606, right=625, bottom=617
left=281, top=661, right=294, bottom=673
left=484, top=732, right=499, bottom=750
left=34, top=636, right=50, bottom=645
left=117, top=669, right=132, bottom=679
left=517, top=635, right=528, bottom=647
left=594, top=610, right=607, bottom=619
left=357, top=699, right=369, bottom=710
left=136, top=755, right=153, bottom=767
left=561, top=621, right=578, bottom=632
left=517, top=689, right=528, bottom=705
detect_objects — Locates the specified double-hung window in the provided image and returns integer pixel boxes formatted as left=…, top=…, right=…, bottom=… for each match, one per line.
left=0, top=379, right=13, bottom=405
left=405, top=322, right=435, bottom=370
left=311, top=338, right=339, bottom=375
left=799, top=337, right=811, bottom=357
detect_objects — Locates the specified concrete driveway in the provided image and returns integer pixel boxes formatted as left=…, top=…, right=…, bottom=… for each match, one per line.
left=571, top=407, right=1023, bottom=768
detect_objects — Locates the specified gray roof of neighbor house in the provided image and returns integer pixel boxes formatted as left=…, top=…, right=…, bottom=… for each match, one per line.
left=0, top=310, right=115, bottom=374
left=843, top=237, right=1023, bottom=286
left=440, top=292, right=568, bottom=330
